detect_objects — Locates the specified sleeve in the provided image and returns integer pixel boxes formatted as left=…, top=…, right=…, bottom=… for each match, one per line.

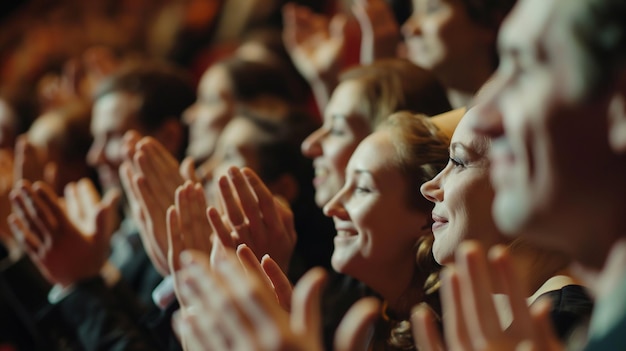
left=49, top=276, right=164, bottom=351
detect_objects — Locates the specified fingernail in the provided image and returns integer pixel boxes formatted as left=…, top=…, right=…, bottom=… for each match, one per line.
left=180, top=251, right=195, bottom=266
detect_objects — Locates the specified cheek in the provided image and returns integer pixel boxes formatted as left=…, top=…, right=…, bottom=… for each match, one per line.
left=104, top=138, right=124, bottom=166
left=327, top=141, right=358, bottom=179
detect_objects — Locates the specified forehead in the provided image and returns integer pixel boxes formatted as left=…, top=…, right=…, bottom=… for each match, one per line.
left=451, top=109, right=489, bottom=154
left=348, top=130, right=396, bottom=173
left=92, top=92, right=141, bottom=134
left=325, top=80, right=367, bottom=118
left=199, top=64, right=233, bottom=94
left=217, top=116, right=267, bottom=147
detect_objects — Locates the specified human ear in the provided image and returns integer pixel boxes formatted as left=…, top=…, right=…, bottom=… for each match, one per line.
left=608, top=72, right=626, bottom=154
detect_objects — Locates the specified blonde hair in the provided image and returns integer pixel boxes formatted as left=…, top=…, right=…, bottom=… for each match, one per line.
left=379, top=111, right=449, bottom=309
left=339, top=59, right=451, bottom=129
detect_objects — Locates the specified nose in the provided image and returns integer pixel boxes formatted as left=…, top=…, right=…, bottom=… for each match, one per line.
left=420, top=171, right=443, bottom=203
left=196, top=156, right=217, bottom=186
left=182, top=103, right=198, bottom=126
left=323, top=187, right=349, bottom=220
left=86, top=137, right=106, bottom=167
left=301, top=127, right=325, bottom=158
left=401, top=15, right=422, bottom=38
left=471, top=78, right=505, bottom=139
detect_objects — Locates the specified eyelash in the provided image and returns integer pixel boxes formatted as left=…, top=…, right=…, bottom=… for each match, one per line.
left=449, top=157, right=465, bottom=168
left=355, top=186, right=371, bottom=194
left=329, top=128, right=345, bottom=136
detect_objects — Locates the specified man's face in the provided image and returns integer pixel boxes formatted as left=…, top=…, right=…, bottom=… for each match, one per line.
left=472, top=0, right=620, bottom=267
left=87, top=92, right=143, bottom=193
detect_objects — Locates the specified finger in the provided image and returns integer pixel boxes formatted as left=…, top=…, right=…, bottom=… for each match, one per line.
left=228, top=167, right=264, bottom=250
left=137, top=139, right=182, bottom=198
left=167, top=206, right=183, bottom=272
left=63, top=182, right=81, bottom=222
left=95, top=188, right=121, bottom=243
left=206, top=206, right=235, bottom=249
left=212, top=255, right=276, bottom=350
left=290, top=267, right=327, bottom=337
left=76, top=178, right=100, bottom=219
left=241, top=168, right=281, bottom=239
left=334, top=297, right=380, bottom=351
left=217, top=176, right=247, bottom=238
left=180, top=157, right=197, bottom=182
left=411, top=303, right=445, bottom=351
left=440, top=266, right=472, bottom=349
left=236, top=244, right=274, bottom=294
left=261, top=254, right=293, bottom=312
left=186, top=253, right=259, bottom=349
left=456, top=241, right=501, bottom=340
left=43, top=162, right=59, bottom=192
left=529, top=298, right=564, bottom=350
left=489, top=245, right=534, bottom=338
left=176, top=182, right=194, bottom=249
left=329, top=13, right=348, bottom=39
left=23, top=182, right=60, bottom=244
left=121, top=130, right=142, bottom=161
left=134, top=149, right=175, bottom=211
left=8, top=212, right=42, bottom=254
left=187, top=182, right=212, bottom=254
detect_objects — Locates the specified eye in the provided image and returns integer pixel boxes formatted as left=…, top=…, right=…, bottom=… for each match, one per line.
left=449, top=157, right=465, bottom=168
left=355, top=186, right=371, bottom=194
left=330, top=127, right=346, bottom=136
left=426, top=0, right=442, bottom=12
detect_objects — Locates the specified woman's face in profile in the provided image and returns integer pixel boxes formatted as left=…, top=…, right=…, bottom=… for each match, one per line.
left=420, top=110, right=503, bottom=264
left=323, top=129, right=429, bottom=286
left=301, top=80, right=372, bottom=208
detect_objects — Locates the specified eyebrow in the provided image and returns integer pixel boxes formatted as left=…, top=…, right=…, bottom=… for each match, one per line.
left=450, top=141, right=484, bottom=159
left=353, top=169, right=374, bottom=177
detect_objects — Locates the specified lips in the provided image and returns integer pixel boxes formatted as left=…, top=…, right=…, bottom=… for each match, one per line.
left=313, top=166, right=328, bottom=187
left=431, top=213, right=448, bottom=231
left=336, top=229, right=357, bottom=237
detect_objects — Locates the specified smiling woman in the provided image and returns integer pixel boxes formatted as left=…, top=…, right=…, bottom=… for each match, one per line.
left=420, top=107, right=593, bottom=340
left=323, top=111, right=449, bottom=349
left=302, top=58, right=450, bottom=209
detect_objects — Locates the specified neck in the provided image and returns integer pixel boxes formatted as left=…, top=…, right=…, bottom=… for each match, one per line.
left=506, top=246, right=570, bottom=297
left=367, top=259, right=424, bottom=319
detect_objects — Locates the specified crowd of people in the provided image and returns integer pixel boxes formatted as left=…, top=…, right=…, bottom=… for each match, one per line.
left=0, top=0, right=625, bottom=350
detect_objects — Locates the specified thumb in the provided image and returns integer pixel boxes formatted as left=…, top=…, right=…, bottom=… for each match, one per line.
left=95, top=188, right=121, bottom=243
left=43, top=161, right=59, bottom=193
left=330, top=13, right=348, bottom=39
left=334, top=297, right=380, bottom=351
left=290, top=267, right=327, bottom=342
left=180, top=156, right=197, bottom=183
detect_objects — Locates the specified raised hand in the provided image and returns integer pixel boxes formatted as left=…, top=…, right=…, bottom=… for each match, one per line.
left=207, top=166, right=297, bottom=273
left=8, top=179, right=120, bottom=288
left=120, top=133, right=196, bottom=276
left=282, top=3, right=347, bottom=109
left=352, top=0, right=400, bottom=64
left=167, top=181, right=214, bottom=274
left=13, top=135, right=60, bottom=192
left=172, top=249, right=380, bottom=351
left=0, top=150, right=16, bottom=255
left=411, top=241, right=565, bottom=351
